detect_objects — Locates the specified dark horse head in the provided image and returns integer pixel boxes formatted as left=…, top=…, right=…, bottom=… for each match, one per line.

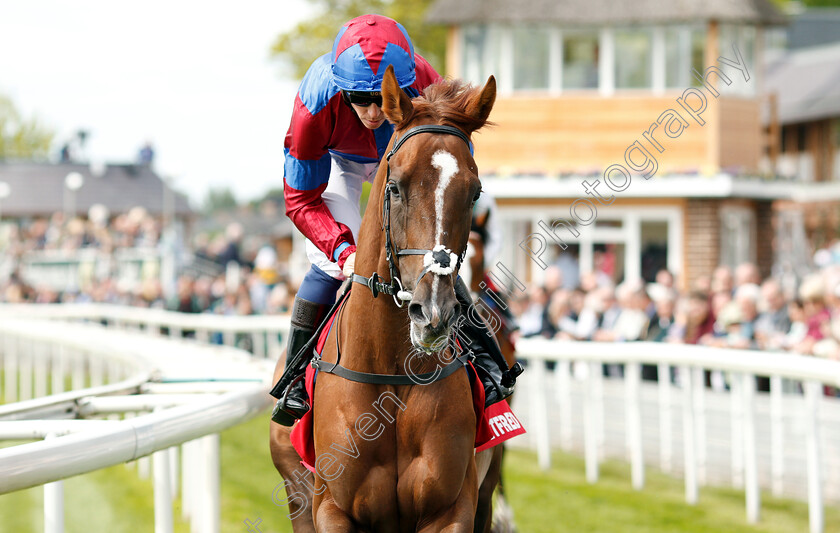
left=374, top=66, right=496, bottom=352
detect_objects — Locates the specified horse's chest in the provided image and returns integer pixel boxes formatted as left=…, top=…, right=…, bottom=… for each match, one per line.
left=314, top=394, right=477, bottom=525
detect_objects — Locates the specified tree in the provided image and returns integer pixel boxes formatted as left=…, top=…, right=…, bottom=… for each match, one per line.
left=270, top=0, right=447, bottom=80
left=202, top=187, right=238, bottom=213
left=0, top=96, right=54, bottom=160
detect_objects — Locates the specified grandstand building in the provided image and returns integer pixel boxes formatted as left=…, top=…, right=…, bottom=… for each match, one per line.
left=0, top=161, right=191, bottom=221
left=428, top=0, right=840, bottom=290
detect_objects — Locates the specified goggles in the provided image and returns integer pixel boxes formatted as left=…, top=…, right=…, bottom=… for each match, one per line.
left=343, top=90, right=383, bottom=107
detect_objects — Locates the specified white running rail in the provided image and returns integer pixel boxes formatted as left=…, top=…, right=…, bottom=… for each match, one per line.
left=0, top=313, right=279, bottom=533
left=513, top=338, right=840, bottom=533
left=0, top=303, right=291, bottom=360
left=5, top=303, right=839, bottom=533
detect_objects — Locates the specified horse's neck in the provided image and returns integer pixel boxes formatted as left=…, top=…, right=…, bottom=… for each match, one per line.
left=339, top=240, right=443, bottom=377
left=338, top=290, right=407, bottom=374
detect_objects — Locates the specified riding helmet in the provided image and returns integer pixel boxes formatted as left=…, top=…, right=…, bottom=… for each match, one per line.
left=331, top=14, right=416, bottom=91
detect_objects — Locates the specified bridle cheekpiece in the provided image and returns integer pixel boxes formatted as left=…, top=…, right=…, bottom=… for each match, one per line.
left=352, top=124, right=471, bottom=307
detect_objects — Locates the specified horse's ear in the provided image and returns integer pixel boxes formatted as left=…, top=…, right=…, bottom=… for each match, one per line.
left=381, top=64, right=413, bottom=126
left=464, top=75, right=496, bottom=130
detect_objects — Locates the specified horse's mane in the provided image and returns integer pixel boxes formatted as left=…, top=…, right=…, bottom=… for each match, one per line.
left=399, top=78, right=494, bottom=134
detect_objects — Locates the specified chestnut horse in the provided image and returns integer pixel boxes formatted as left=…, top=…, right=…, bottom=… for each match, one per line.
left=271, top=67, right=504, bottom=531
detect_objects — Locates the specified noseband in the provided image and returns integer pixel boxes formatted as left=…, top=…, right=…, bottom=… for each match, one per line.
left=352, top=124, right=471, bottom=307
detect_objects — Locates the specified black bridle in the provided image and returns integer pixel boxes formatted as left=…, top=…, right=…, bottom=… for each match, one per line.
left=312, top=124, right=479, bottom=386
left=351, top=124, right=472, bottom=307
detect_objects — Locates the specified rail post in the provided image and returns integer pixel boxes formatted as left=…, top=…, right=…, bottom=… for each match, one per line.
left=153, top=443, right=174, bottom=533
left=681, top=365, right=698, bottom=505
left=625, top=362, right=644, bottom=489
left=742, top=373, right=760, bottom=524
left=804, top=380, right=824, bottom=533
left=770, top=375, right=784, bottom=496
left=44, top=433, right=64, bottom=533
left=657, top=362, right=672, bottom=473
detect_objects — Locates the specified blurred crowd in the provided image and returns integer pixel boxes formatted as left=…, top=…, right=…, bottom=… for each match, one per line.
left=0, top=212, right=292, bottom=316
left=5, top=210, right=840, bottom=369
left=3, top=207, right=162, bottom=255
left=509, top=260, right=840, bottom=363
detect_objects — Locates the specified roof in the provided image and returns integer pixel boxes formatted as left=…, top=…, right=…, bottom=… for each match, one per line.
left=0, top=162, right=192, bottom=218
left=483, top=174, right=840, bottom=202
left=787, top=8, right=840, bottom=50
left=764, top=42, right=840, bottom=124
left=427, top=0, right=787, bottom=26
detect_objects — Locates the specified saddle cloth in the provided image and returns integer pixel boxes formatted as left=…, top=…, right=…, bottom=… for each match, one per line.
left=289, top=303, right=525, bottom=472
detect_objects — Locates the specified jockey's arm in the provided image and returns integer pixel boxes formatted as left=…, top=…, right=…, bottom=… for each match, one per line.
left=283, top=90, right=356, bottom=270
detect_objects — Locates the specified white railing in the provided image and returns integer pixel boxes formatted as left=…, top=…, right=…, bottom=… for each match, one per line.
left=0, top=315, right=278, bottom=533
left=6, top=303, right=838, bottom=532
left=15, top=248, right=165, bottom=292
left=9, top=248, right=226, bottom=294
left=513, top=338, right=840, bottom=533
left=0, top=303, right=290, bottom=360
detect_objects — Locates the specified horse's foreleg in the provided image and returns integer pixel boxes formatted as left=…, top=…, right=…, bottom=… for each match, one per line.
left=313, top=489, right=358, bottom=533
left=269, top=350, right=317, bottom=532
left=416, top=458, right=479, bottom=533
left=473, top=445, right=503, bottom=533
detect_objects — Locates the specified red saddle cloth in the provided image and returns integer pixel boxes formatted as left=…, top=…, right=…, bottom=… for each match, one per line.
left=289, top=307, right=526, bottom=471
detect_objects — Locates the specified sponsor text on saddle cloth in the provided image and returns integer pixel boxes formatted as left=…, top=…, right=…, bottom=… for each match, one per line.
left=290, top=293, right=525, bottom=472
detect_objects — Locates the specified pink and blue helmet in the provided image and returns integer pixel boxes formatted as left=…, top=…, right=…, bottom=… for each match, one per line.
left=331, top=14, right=416, bottom=91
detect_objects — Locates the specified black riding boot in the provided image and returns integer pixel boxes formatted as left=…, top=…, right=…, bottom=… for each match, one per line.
left=454, top=277, right=524, bottom=408
left=271, top=296, right=328, bottom=426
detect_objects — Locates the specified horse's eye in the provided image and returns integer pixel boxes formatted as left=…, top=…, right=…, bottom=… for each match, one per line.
left=388, top=182, right=401, bottom=198
left=472, top=189, right=482, bottom=205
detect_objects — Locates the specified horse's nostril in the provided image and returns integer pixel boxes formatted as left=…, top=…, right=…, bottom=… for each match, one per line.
left=408, top=302, right=427, bottom=324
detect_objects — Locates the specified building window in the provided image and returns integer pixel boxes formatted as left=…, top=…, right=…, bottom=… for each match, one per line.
left=719, top=206, right=756, bottom=269
left=615, top=29, right=652, bottom=89
left=719, top=24, right=757, bottom=96
left=664, top=26, right=706, bottom=88
left=513, top=26, right=551, bottom=90
left=462, top=24, right=503, bottom=86
left=563, top=31, right=599, bottom=89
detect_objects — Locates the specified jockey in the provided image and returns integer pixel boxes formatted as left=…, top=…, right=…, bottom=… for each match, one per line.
left=470, top=190, right=520, bottom=340
left=272, top=14, right=518, bottom=426
left=471, top=191, right=503, bottom=270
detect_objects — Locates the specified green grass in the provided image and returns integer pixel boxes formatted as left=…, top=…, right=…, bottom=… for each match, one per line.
left=0, top=369, right=78, bottom=405
left=502, top=449, right=840, bottom=533
left=1, top=410, right=838, bottom=532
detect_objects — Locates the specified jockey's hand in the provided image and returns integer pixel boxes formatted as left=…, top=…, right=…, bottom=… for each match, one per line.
left=342, top=252, right=356, bottom=278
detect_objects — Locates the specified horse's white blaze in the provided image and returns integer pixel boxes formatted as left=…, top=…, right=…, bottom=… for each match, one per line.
left=430, top=150, right=458, bottom=305
left=431, top=150, right=458, bottom=244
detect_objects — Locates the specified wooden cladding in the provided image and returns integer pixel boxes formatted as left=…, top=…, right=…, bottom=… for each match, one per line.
left=473, top=94, right=761, bottom=176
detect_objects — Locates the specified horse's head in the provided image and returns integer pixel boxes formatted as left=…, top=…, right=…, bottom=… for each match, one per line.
left=377, top=65, right=495, bottom=352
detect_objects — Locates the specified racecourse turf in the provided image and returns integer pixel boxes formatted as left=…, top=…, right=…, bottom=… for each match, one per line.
left=1, top=408, right=838, bottom=532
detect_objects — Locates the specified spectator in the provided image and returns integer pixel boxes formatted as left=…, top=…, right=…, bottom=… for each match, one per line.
left=594, top=281, right=649, bottom=342
left=755, top=279, right=791, bottom=351
left=711, top=266, right=733, bottom=295
left=781, top=299, right=808, bottom=350
left=518, top=285, right=555, bottom=338
left=733, top=283, right=760, bottom=344
left=655, top=269, right=675, bottom=289
left=794, top=275, right=831, bottom=355
left=573, top=285, right=614, bottom=341
left=668, top=291, right=715, bottom=345
left=734, top=262, right=762, bottom=289
left=167, top=275, right=201, bottom=314
left=645, top=285, right=677, bottom=342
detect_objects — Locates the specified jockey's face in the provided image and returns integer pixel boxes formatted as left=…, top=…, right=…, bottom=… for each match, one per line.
left=351, top=102, right=386, bottom=129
